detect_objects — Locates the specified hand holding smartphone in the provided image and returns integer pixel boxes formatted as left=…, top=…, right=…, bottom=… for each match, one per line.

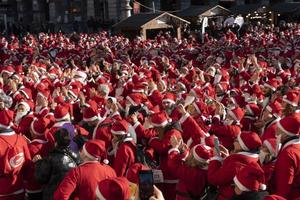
left=139, top=170, right=154, bottom=200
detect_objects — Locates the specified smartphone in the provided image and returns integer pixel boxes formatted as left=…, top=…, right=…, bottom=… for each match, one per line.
left=139, top=170, right=154, bottom=200
left=214, top=137, right=221, bottom=156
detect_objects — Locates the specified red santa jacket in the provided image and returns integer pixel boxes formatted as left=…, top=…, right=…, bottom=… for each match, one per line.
left=113, top=138, right=136, bottom=177
left=149, top=128, right=182, bottom=182
left=133, top=121, right=158, bottom=142
left=262, top=161, right=275, bottom=192
left=208, top=152, right=259, bottom=200
left=0, top=130, right=32, bottom=197
left=53, top=161, right=116, bottom=200
left=209, top=124, right=241, bottom=151
left=168, top=149, right=207, bottom=200
left=92, top=113, right=122, bottom=148
left=26, top=138, right=50, bottom=194
left=178, top=113, right=208, bottom=147
left=17, top=113, right=35, bottom=140
left=261, top=118, right=280, bottom=141
left=274, top=138, right=300, bottom=200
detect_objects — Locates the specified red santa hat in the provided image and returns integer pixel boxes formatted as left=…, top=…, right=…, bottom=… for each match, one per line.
left=150, top=111, right=169, bottom=127
left=30, top=117, right=50, bottom=136
left=82, top=139, right=108, bottom=163
left=237, top=131, right=262, bottom=151
left=37, top=88, right=50, bottom=100
left=83, top=107, right=99, bottom=122
left=0, top=108, right=14, bottom=129
left=277, top=113, right=300, bottom=136
left=126, top=93, right=146, bottom=106
left=282, top=91, right=299, bottom=107
left=263, top=78, right=279, bottom=92
left=96, top=177, right=130, bottom=200
left=111, top=120, right=129, bottom=135
left=263, top=138, right=279, bottom=157
left=266, top=101, right=283, bottom=118
left=192, top=144, right=213, bottom=163
left=74, top=125, right=89, bottom=136
left=54, top=105, right=70, bottom=121
left=227, top=107, right=245, bottom=124
left=245, top=103, right=260, bottom=117
left=126, top=163, right=149, bottom=184
left=1, top=65, right=15, bottom=76
left=233, top=163, right=266, bottom=192
left=162, top=92, right=176, bottom=105
left=200, top=135, right=218, bottom=148
left=19, top=88, right=32, bottom=100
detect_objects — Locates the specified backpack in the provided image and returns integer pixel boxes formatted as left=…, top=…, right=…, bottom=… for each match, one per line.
left=0, top=135, right=25, bottom=176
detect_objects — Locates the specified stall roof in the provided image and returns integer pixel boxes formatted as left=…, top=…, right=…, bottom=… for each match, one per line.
left=177, top=5, right=231, bottom=18
left=230, top=4, right=267, bottom=15
left=271, top=2, right=300, bottom=14
left=113, top=12, right=190, bottom=30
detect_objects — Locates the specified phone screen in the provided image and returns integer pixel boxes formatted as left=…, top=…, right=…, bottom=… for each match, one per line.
left=214, top=137, right=220, bottom=156
left=139, top=170, right=154, bottom=200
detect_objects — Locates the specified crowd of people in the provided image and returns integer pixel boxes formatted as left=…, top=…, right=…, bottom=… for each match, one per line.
left=0, top=22, right=299, bottom=200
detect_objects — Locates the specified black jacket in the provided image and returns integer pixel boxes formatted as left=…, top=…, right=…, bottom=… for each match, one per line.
left=35, top=147, right=81, bottom=200
left=230, top=191, right=269, bottom=200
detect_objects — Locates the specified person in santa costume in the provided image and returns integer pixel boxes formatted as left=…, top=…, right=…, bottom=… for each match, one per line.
left=209, top=106, right=245, bottom=151
left=109, top=119, right=136, bottom=177
left=25, top=117, right=52, bottom=200
left=54, top=139, right=116, bottom=200
left=15, top=100, right=35, bottom=140
left=168, top=136, right=213, bottom=200
left=274, top=113, right=300, bottom=199
left=0, top=108, right=31, bottom=200
left=230, top=163, right=268, bottom=200
left=259, top=138, right=280, bottom=192
left=208, top=131, right=262, bottom=200
left=148, top=111, right=182, bottom=200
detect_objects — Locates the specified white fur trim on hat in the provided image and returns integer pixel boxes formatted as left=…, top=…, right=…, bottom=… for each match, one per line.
left=282, top=97, right=298, bottom=107
left=233, top=176, right=250, bottom=192
left=95, top=186, right=106, bottom=200
left=193, top=102, right=201, bottom=114
left=111, top=129, right=127, bottom=135
left=192, top=146, right=207, bottom=163
left=277, top=120, right=296, bottom=136
left=162, top=99, right=175, bottom=105
left=264, top=83, right=276, bottom=91
left=151, top=120, right=168, bottom=127
left=83, top=114, right=100, bottom=122
left=126, top=96, right=137, bottom=106
left=237, top=133, right=249, bottom=151
left=132, top=89, right=145, bottom=93
left=168, top=148, right=180, bottom=154
left=55, top=113, right=70, bottom=122
left=82, top=144, right=98, bottom=160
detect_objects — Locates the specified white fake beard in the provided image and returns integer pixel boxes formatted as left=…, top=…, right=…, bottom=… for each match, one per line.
left=14, top=111, right=27, bottom=125
left=35, top=105, right=42, bottom=114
